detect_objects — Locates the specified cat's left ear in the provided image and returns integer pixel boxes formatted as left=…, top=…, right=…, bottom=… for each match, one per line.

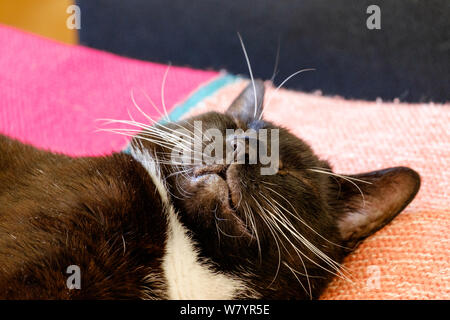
left=332, top=167, right=421, bottom=248
left=226, top=80, right=265, bottom=123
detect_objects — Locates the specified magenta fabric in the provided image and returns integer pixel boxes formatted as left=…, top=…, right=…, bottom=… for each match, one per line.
left=0, top=25, right=219, bottom=156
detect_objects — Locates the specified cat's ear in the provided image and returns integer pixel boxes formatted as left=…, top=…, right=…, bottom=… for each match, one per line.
left=332, top=167, right=420, bottom=248
left=226, top=79, right=265, bottom=123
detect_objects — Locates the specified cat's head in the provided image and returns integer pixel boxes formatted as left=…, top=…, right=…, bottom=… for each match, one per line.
left=131, top=80, right=420, bottom=299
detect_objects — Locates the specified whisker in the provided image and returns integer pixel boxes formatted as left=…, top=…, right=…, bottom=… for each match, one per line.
left=259, top=191, right=352, bottom=282
left=308, top=168, right=368, bottom=208
left=261, top=68, right=315, bottom=120
left=263, top=185, right=350, bottom=251
left=270, top=36, right=281, bottom=83
left=237, top=32, right=258, bottom=118
left=160, top=63, right=172, bottom=122
left=98, top=119, right=197, bottom=150
left=262, top=204, right=348, bottom=281
left=283, top=262, right=311, bottom=299
left=251, top=195, right=282, bottom=286
left=245, top=201, right=261, bottom=261
left=130, top=88, right=160, bottom=124
left=311, top=167, right=372, bottom=184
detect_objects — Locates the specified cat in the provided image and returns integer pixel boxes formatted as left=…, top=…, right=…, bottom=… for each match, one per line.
left=0, top=80, right=420, bottom=299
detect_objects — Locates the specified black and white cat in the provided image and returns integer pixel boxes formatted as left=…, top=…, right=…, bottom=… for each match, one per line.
left=0, top=80, right=420, bottom=299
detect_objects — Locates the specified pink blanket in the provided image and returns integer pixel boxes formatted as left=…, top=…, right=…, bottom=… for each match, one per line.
left=0, top=25, right=218, bottom=155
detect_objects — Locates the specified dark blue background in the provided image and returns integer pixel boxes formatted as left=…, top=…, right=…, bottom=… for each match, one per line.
left=77, top=0, right=449, bottom=103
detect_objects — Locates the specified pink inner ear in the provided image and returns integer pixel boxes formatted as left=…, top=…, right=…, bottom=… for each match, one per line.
left=338, top=167, right=420, bottom=242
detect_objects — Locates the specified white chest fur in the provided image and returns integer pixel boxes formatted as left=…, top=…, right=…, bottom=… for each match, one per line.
left=130, top=145, right=246, bottom=299
left=162, top=212, right=246, bottom=299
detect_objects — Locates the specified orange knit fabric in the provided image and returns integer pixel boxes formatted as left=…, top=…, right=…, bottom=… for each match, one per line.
left=182, top=79, right=450, bottom=299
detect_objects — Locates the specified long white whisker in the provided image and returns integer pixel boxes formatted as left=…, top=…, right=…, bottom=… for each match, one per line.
left=251, top=195, right=286, bottom=287
left=283, top=261, right=311, bottom=299
left=263, top=185, right=350, bottom=251
left=308, top=168, right=368, bottom=207
left=98, top=118, right=197, bottom=146
left=270, top=36, right=281, bottom=82
left=262, top=205, right=348, bottom=281
left=261, top=68, right=315, bottom=120
left=161, top=63, right=172, bottom=122
left=311, top=167, right=372, bottom=184
left=245, top=201, right=261, bottom=261
left=237, top=32, right=258, bottom=118
left=259, top=192, right=352, bottom=282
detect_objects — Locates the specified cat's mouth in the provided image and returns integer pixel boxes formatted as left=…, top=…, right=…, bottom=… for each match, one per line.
left=193, top=164, right=239, bottom=212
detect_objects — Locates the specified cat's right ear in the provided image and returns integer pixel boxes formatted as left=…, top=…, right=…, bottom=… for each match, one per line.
left=331, top=166, right=421, bottom=249
left=226, top=80, right=265, bottom=123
